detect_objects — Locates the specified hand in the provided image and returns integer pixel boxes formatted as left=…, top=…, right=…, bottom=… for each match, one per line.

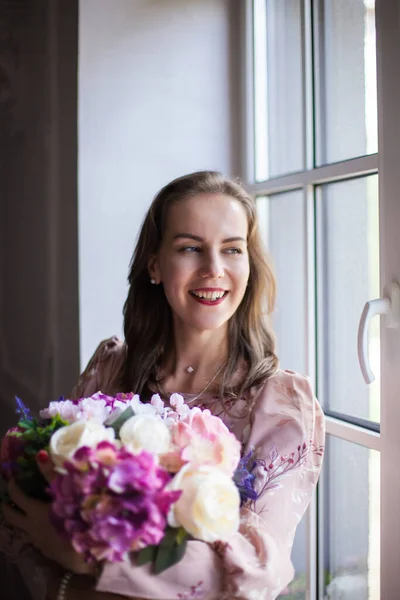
left=2, top=475, right=95, bottom=576
left=36, top=448, right=57, bottom=483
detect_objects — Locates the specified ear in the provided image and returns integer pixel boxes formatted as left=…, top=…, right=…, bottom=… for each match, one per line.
left=148, top=255, right=161, bottom=284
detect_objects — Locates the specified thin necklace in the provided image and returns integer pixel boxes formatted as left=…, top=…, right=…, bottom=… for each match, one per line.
left=184, top=362, right=227, bottom=405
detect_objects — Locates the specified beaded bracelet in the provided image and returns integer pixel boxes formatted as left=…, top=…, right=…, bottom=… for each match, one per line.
left=57, top=571, right=73, bottom=600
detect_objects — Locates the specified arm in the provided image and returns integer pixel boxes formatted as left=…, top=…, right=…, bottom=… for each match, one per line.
left=95, top=371, right=325, bottom=600
left=0, top=519, right=52, bottom=600
left=46, top=568, right=148, bottom=600
left=215, top=371, right=325, bottom=598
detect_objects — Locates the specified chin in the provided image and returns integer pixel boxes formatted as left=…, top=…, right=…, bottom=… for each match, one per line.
left=185, top=316, right=231, bottom=333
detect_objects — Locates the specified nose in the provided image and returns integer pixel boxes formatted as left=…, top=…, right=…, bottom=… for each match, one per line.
left=199, top=250, right=224, bottom=280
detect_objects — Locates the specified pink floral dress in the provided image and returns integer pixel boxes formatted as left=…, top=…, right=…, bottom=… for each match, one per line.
left=70, top=337, right=325, bottom=600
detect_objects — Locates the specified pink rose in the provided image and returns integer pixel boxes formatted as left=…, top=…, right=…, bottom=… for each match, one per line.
left=0, top=426, right=26, bottom=480
left=171, top=408, right=241, bottom=476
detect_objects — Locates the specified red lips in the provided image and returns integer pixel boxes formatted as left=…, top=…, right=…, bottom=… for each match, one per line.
left=189, top=289, right=228, bottom=306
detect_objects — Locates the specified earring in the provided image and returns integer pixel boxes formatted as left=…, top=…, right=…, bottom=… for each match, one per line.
left=150, top=278, right=156, bottom=284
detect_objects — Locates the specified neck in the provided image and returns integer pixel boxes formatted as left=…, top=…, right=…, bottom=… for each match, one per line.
left=161, top=322, right=229, bottom=394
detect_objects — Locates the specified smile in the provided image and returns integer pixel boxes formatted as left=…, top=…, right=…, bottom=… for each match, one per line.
left=189, top=288, right=229, bottom=305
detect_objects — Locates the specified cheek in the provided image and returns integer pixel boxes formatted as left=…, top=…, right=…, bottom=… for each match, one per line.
left=159, top=257, right=194, bottom=304
left=232, top=260, right=250, bottom=295
left=163, top=260, right=193, bottom=286
left=159, top=256, right=187, bottom=283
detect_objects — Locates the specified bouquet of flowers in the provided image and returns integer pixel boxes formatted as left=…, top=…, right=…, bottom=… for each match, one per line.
left=1, top=392, right=257, bottom=573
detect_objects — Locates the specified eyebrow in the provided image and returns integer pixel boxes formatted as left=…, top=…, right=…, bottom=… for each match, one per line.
left=173, top=233, right=247, bottom=243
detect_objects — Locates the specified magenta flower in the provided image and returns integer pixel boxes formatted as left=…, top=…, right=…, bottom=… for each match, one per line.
left=49, top=441, right=181, bottom=563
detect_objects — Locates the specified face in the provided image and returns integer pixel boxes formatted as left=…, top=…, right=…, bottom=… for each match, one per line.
left=149, top=193, right=250, bottom=333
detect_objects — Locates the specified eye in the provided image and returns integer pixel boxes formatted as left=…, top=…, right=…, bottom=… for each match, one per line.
left=223, top=247, right=243, bottom=255
left=179, top=246, right=201, bottom=253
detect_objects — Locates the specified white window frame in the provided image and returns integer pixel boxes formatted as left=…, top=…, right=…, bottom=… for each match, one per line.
left=238, top=1, right=392, bottom=598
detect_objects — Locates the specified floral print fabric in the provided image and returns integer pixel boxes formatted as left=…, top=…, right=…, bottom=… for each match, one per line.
left=71, top=337, right=325, bottom=600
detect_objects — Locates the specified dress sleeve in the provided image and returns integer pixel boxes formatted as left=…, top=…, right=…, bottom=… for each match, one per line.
left=216, top=370, right=325, bottom=599
left=69, top=336, right=125, bottom=398
left=0, top=515, right=52, bottom=600
left=95, top=370, right=325, bottom=600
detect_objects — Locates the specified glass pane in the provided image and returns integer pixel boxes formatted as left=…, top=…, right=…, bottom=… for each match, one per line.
left=315, top=0, right=378, bottom=164
left=316, top=175, right=380, bottom=423
left=322, top=436, right=380, bottom=600
left=254, top=0, right=304, bottom=180
left=258, top=190, right=307, bottom=373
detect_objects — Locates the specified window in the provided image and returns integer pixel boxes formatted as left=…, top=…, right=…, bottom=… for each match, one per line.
left=246, top=1, right=380, bottom=597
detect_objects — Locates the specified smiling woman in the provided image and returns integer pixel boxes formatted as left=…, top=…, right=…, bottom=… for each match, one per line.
left=1, top=171, right=325, bottom=600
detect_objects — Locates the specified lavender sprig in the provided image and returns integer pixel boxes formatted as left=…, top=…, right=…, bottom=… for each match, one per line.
left=15, top=396, right=32, bottom=421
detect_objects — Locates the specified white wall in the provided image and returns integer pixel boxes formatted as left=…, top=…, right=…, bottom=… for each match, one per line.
left=78, top=0, right=241, bottom=367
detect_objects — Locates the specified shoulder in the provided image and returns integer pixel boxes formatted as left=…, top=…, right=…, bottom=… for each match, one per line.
left=270, top=369, right=316, bottom=402
left=249, top=369, right=325, bottom=443
left=88, top=335, right=126, bottom=382
left=89, top=335, right=125, bottom=364
left=82, top=335, right=126, bottom=379
left=70, top=336, right=126, bottom=398
left=255, top=368, right=318, bottom=407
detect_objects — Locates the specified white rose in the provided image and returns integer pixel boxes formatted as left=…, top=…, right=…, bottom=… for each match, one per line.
left=119, top=414, right=171, bottom=455
left=50, top=421, right=115, bottom=469
left=168, top=464, right=240, bottom=542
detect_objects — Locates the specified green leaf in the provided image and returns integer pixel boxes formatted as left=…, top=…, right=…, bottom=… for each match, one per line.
left=7, top=431, right=23, bottom=438
left=175, top=526, right=188, bottom=545
left=109, top=406, right=135, bottom=437
left=136, top=545, right=158, bottom=566
left=19, top=421, right=34, bottom=430
left=2, top=414, right=70, bottom=504
left=153, top=527, right=189, bottom=574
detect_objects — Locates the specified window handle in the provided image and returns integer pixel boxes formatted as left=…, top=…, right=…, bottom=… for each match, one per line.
left=357, top=280, right=400, bottom=384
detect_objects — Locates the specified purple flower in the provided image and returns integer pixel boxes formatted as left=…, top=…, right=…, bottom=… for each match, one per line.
left=233, top=449, right=259, bottom=506
left=15, top=396, right=32, bottom=421
left=49, top=443, right=180, bottom=563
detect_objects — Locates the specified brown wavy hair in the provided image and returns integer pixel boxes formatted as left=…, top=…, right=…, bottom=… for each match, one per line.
left=121, top=171, right=278, bottom=399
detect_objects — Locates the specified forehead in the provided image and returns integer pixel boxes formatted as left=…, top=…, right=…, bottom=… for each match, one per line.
left=164, top=193, right=249, bottom=239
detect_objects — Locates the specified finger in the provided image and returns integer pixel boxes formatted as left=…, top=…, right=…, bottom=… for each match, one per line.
left=1, top=500, right=29, bottom=532
left=36, top=450, right=57, bottom=483
left=7, top=478, right=37, bottom=514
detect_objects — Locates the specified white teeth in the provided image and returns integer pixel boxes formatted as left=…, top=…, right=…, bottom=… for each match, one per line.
left=191, top=290, right=225, bottom=300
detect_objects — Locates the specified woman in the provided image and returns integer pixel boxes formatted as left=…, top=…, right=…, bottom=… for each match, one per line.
left=2, top=171, right=325, bottom=600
